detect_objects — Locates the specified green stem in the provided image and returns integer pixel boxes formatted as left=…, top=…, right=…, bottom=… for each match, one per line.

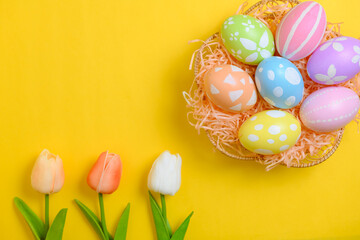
left=45, top=194, right=49, bottom=232
left=161, top=194, right=172, bottom=237
left=160, top=194, right=166, bottom=220
left=98, top=193, right=110, bottom=240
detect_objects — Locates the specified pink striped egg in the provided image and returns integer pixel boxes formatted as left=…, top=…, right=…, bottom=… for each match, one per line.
left=275, top=1, right=327, bottom=61
left=300, top=87, right=360, bottom=132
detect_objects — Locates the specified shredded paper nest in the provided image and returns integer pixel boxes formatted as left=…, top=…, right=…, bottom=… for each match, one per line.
left=184, top=0, right=360, bottom=170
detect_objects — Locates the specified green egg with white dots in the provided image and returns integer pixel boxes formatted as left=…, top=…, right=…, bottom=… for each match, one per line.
left=221, top=15, right=275, bottom=65
left=238, top=110, right=301, bottom=155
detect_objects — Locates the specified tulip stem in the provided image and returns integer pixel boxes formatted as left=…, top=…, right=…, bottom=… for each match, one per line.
left=45, top=194, right=49, bottom=231
left=160, top=194, right=167, bottom=220
left=98, top=193, right=110, bottom=240
left=161, top=194, right=172, bottom=237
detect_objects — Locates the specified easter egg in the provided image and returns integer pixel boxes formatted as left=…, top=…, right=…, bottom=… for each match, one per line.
left=300, top=87, right=360, bottom=132
left=255, top=57, right=304, bottom=109
left=238, top=110, right=301, bottom=155
left=307, top=37, right=360, bottom=85
left=221, top=15, right=275, bottom=65
left=204, top=65, right=257, bottom=113
left=275, top=1, right=326, bottom=61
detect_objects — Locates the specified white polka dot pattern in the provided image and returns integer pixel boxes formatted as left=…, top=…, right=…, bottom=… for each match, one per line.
left=238, top=110, right=302, bottom=155
left=290, top=124, right=297, bottom=131
left=273, top=87, right=283, bottom=97
left=268, top=125, right=281, bottom=135
left=255, top=57, right=304, bottom=109
left=266, top=110, right=286, bottom=118
left=284, top=67, right=301, bottom=85
left=279, top=134, right=287, bottom=141
left=280, top=145, right=290, bottom=151
left=285, top=96, right=296, bottom=106
left=248, top=134, right=259, bottom=142
left=268, top=70, right=275, bottom=80
left=255, top=76, right=261, bottom=92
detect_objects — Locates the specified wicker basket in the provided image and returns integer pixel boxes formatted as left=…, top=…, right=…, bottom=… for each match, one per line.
left=193, top=0, right=345, bottom=168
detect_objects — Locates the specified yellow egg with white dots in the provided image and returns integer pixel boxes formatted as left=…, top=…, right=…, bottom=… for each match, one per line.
left=238, top=110, right=301, bottom=155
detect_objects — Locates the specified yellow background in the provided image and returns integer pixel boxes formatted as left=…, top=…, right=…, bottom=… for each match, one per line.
left=1, top=0, right=360, bottom=239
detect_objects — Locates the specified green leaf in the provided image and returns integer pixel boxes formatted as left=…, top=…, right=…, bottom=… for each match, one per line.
left=114, top=203, right=130, bottom=240
left=170, top=212, right=194, bottom=240
left=45, top=208, right=68, bottom=240
left=151, top=192, right=161, bottom=210
left=149, top=191, right=170, bottom=240
left=14, top=197, right=46, bottom=240
left=165, top=218, right=172, bottom=238
left=74, top=199, right=107, bottom=240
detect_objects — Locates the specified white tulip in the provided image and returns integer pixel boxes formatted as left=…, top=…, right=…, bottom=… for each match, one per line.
left=148, top=151, right=182, bottom=196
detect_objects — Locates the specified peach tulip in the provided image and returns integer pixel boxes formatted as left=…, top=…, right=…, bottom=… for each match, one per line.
left=31, top=149, right=65, bottom=194
left=87, top=151, right=122, bottom=194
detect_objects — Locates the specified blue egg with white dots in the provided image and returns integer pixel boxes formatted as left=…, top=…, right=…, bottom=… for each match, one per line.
left=255, top=56, right=304, bottom=109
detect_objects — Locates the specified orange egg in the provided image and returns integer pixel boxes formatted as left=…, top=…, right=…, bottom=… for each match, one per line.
left=204, top=65, right=257, bottom=113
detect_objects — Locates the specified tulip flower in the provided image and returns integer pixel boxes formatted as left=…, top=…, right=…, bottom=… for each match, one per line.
left=148, top=151, right=193, bottom=240
left=148, top=151, right=182, bottom=196
left=14, top=149, right=68, bottom=240
left=75, top=151, right=130, bottom=240
left=31, top=149, right=65, bottom=194
left=87, top=151, right=122, bottom=194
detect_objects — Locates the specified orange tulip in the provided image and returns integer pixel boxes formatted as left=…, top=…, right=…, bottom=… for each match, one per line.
left=87, top=151, right=122, bottom=194
left=31, top=149, right=65, bottom=194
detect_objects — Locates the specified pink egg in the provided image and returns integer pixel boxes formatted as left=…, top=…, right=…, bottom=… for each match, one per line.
left=275, top=1, right=327, bottom=61
left=204, top=65, right=257, bottom=113
left=300, top=87, right=360, bottom=132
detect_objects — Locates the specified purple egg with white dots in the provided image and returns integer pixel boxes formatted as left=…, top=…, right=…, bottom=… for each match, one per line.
left=307, top=36, right=360, bottom=85
left=255, top=56, right=304, bottom=109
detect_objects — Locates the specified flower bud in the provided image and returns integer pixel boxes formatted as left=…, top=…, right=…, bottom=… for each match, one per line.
left=148, top=151, right=182, bottom=196
left=87, top=151, right=122, bottom=194
left=31, top=149, right=64, bottom=194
